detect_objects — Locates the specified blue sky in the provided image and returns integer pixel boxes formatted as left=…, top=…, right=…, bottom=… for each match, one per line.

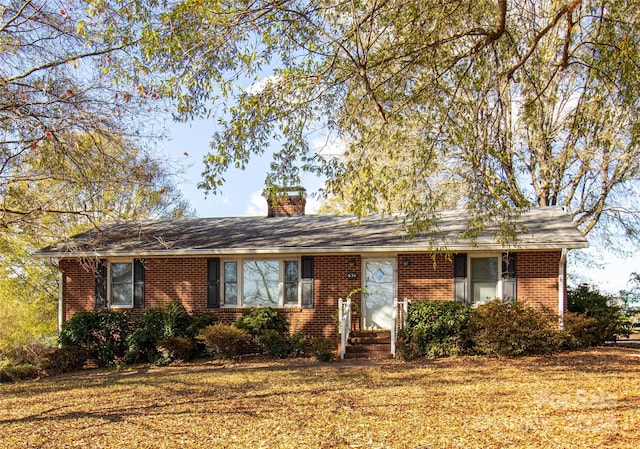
left=162, top=119, right=323, bottom=218
left=161, top=119, right=639, bottom=295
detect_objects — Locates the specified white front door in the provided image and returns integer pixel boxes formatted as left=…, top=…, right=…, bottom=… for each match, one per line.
left=363, top=259, right=395, bottom=329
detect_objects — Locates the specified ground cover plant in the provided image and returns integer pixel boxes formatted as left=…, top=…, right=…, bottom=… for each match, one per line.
left=0, top=347, right=639, bottom=448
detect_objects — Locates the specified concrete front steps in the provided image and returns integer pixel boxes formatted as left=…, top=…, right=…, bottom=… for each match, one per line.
left=344, top=329, right=393, bottom=360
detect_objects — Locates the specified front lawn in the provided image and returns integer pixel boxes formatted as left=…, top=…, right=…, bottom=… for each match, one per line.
left=1, top=348, right=639, bottom=448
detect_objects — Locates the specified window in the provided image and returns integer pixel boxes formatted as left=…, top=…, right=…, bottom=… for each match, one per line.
left=110, top=262, right=133, bottom=307
left=224, top=261, right=238, bottom=306
left=243, top=260, right=280, bottom=306
left=453, top=253, right=516, bottom=306
left=470, top=257, right=499, bottom=305
left=222, top=258, right=312, bottom=308
left=284, top=261, right=299, bottom=306
left=94, top=259, right=144, bottom=309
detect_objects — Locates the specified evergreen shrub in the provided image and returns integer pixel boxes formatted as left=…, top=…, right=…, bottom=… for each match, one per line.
left=59, top=309, right=133, bottom=367
left=234, top=307, right=289, bottom=336
left=397, top=301, right=471, bottom=360
left=156, top=336, right=197, bottom=362
left=468, top=300, right=559, bottom=356
left=566, top=284, right=631, bottom=345
left=307, top=337, right=335, bottom=362
left=197, top=324, right=250, bottom=359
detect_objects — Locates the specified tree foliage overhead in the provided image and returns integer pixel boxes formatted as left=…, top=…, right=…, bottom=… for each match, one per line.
left=0, top=0, right=193, bottom=354
left=1, top=0, right=182, bottom=234
left=123, top=0, right=639, bottom=243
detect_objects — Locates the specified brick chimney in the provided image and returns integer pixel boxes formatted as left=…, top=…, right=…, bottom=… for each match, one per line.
left=265, top=186, right=306, bottom=217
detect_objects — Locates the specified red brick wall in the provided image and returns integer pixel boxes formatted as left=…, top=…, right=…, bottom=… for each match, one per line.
left=516, top=251, right=562, bottom=314
left=58, top=250, right=564, bottom=338
left=59, top=259, right=96, bottom=321
left=144, top=258, right=208, bottom=312
left=267, top=197, right=306, bottom=217
left=397, top=253, right=453, bottom=301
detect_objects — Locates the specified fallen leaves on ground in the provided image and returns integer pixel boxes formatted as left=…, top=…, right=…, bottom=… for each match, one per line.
left=1, top=348, right=639, bottom=448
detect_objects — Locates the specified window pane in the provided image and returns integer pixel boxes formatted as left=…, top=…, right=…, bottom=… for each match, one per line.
left=472, top=282, right=497, bottom=304
left=243, top=260, right=279, bottom=306
left=471, top=258, right=498, bottom=281
left=111, top=283, right=133, bottom=306
left=225, top=283, right=238, bottom=305
left=284, top=261, right=298, bottom=282
left=112, top=263, right=132, bottom=283
left=284, top=283, right=298, bottom=305
left=471, top=257, right=498, bottom=304
left=223, top=261, right=238, bottom=305
left=111, top=263, right=132, bottom=306
left=284, top=261, right=299, bottom=306
left=224, top=261, right=237, bottom=282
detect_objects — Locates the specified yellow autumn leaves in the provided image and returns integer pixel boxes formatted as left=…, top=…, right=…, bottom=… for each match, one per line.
left=1, top=348, right=639, bottom=448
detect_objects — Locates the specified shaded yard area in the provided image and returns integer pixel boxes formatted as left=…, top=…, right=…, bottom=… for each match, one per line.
left=1, top=348, right=639, bottom=448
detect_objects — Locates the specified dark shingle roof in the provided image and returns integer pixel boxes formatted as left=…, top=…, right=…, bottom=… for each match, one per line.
left=36, top=207, right=588, bottom=258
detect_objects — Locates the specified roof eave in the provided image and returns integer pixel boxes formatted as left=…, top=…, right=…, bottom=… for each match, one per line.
left=34, top=241, right=589, bottom=259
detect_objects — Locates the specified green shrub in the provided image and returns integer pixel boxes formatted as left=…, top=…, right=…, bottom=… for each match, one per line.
left=256, top=329, right=291, bottom=358
left=567, top=284, right=631, bottom=344
left=156, top=336, right=196, bottom=362
left=288, top=331, right=308, bottom=358
left=234, top=307, right=289, bottom=337
left=59, top=310, right=133, bottom=367
left=557, top=313, right=600, bottom=349
left=0, top=364, right=40, bottom=382
left=127, top=303, right=214, bottom=363
left=157, top=302, right=193, bottom=338
left=397, top=301, right=471, bottom=360
left=42, top=346, right=90, bottom=376
left=307, top=337, right=335, bottom=362
left=185, top=313, right=220, bottom=339
left=197, top=324, right=250, bottom=358
left=126, top=327, right=161, bottom=362
left=468, top=300, right=559, bottom=356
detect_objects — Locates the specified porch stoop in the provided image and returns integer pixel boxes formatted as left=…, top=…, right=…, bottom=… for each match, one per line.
left=344, top=330, right=393, bottom=360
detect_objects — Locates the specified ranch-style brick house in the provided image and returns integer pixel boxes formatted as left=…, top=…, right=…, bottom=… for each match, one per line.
left=36, top=189, right=588, bottom=355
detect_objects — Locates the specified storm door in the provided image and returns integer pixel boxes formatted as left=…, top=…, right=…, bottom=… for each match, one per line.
left=363, top=259, right=395, bottom=329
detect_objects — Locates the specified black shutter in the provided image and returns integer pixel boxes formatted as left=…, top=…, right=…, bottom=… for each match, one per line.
left=301, top=256, right=314, bottom=308
left=94, top=259, right=107, bottom=309
left=133, top=259, right=145, bottom=309
left=453, top=253, right=467, bottom=303
left=502, top=252, right=517, bottom=301
left=207, top=258, right=220, bottom=308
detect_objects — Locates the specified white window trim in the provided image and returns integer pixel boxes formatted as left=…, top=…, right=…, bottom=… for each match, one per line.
left=221, top=257, right=303, bottom=308
left=467, top=253, right=505, bottom=305
left=107, top=258, right=135, bottom=309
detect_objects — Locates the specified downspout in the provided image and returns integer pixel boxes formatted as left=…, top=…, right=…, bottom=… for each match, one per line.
left=45, top=258, right=64, bottom=344
left=558, top=248, right=568, bottom=330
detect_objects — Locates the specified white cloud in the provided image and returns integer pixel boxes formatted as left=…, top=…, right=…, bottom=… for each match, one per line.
left=245, top=190, right=267, bottom=216
left=244, top=189, right=321, bottom=216
left=305, top=195, right=321, bottom=214
left=310, top=134, right=347, bottom=158
left=245, top=75, right=281, bottom=95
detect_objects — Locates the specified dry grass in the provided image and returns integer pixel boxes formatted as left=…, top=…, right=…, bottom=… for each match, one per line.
left=1, top=347, right=640, bottom=448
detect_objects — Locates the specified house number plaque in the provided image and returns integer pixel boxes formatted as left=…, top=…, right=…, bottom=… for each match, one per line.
left=347, top=271, right=358, bottom=280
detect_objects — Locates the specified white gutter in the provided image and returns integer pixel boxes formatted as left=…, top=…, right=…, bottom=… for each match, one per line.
left=45, top=259, right=64, bottom=344
left=558, top=248, right=568, bottom=329
left=34, top=241, right=590, bottom=260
